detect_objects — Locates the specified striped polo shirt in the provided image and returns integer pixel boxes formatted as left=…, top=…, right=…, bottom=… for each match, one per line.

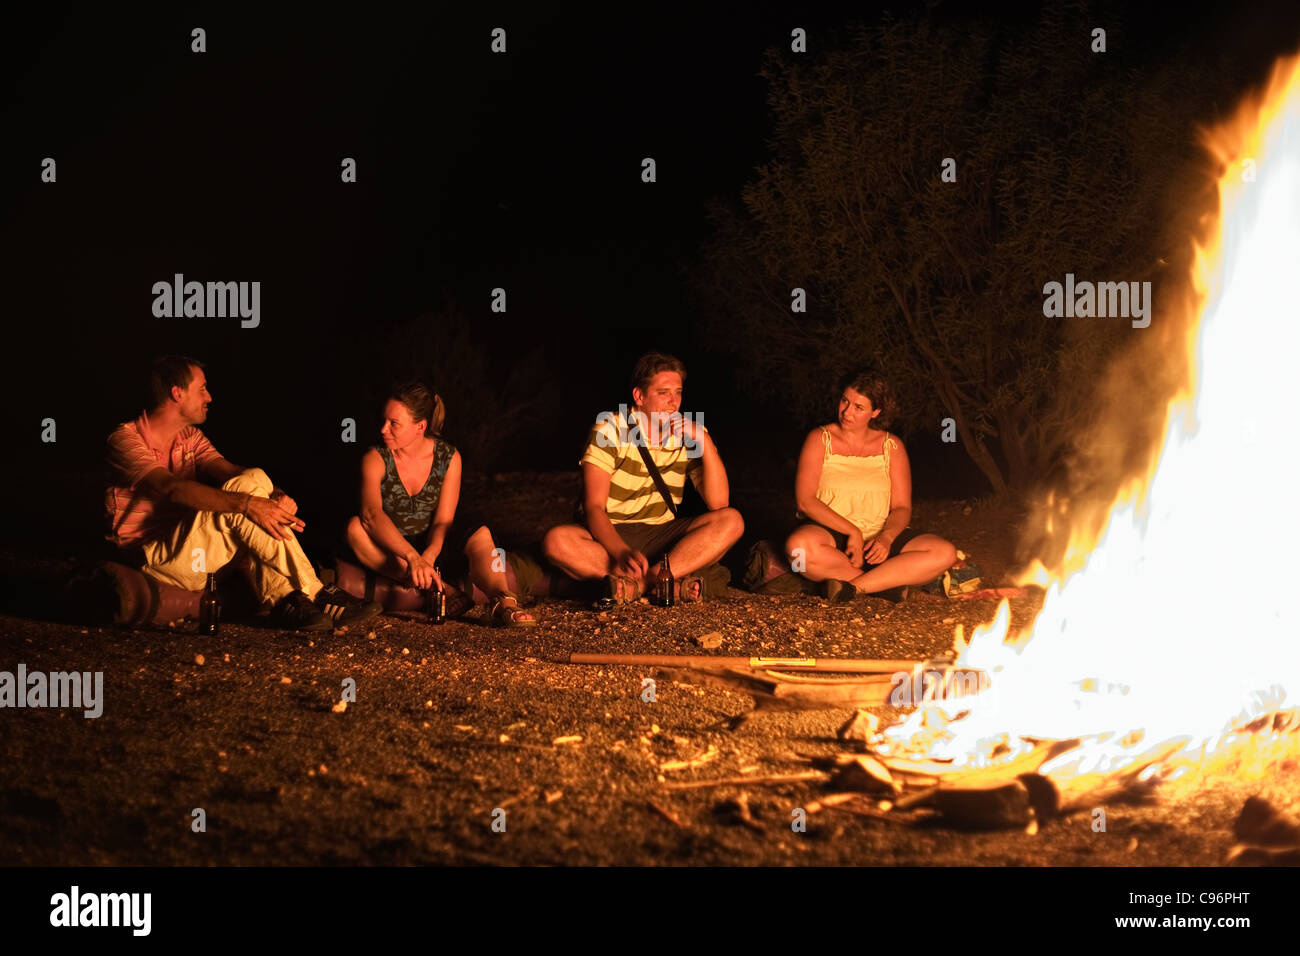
left=580, top=409, right=704, bottom=525
left=105, top=412, right=223, bottom=547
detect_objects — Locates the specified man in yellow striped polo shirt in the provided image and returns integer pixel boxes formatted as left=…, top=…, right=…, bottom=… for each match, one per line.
left=542, top=352, right=744, bottom=602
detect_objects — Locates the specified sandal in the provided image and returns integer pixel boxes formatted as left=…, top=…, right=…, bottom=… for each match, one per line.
left=675, top=564, right=731, bottom=603
left=677, top=576, right=704, bottom=603
left=602, top=574, right=644, bottom=605
left=490, top=594, right=538, bottom=628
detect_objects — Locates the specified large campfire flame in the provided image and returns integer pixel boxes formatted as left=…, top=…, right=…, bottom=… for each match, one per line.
left=881, top=54, right=1300, bottom=779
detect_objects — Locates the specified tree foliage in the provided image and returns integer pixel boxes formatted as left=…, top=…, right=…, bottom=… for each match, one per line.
left=698, top=7, right=1214, bottom=494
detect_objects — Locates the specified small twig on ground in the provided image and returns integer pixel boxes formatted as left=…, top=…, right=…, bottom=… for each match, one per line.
left=659, top=744, right=720, bottom=772
left=647, top=799, right=689, bottom=828
left=804, top=793, right=860, bottom=814
left=826, top=799, right=929, bottom=824
left=663, top=770, right=830, bottom=791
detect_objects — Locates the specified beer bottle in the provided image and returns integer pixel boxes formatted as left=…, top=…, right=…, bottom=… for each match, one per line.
left=199, top=572, right=220, bottom=635
left=656, top=555, right=675, bottom=608
left=431, top=565, right=447, bottom=625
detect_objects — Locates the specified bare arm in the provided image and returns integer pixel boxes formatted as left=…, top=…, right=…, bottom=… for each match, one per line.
left=793, top=429, right=859, bottom=537
left=683, top=422, right=729, bottom=509
left=421, top=450, right=462, bottom=566
left=864, top=436, right=912, bottom=563
left=198, top=456, right=246, bottom=486
left=359, top=450, right=422, bottom=562
left=138, top=467, right=303, bottom=541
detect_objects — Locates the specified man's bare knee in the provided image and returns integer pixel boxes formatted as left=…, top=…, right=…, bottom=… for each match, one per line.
left=713, top=507, right=744, bottom=546
left=542, top=525, right=580, bottom=563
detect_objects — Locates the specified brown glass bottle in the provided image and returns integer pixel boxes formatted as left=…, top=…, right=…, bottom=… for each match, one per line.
left=430, top=566, right=447, bottom=624
left=199, top=573, right=220, bottom=635
left=655, top=555, right=675, bottom=607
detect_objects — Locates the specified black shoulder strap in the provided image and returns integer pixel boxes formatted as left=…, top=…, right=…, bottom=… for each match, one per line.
left=634, top=430, right=678, bottom=519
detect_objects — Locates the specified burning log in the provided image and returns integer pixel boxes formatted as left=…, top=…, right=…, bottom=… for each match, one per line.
left=933, top=781, right=1036, bottom=829
left=1019, top=737, right=1185, bottom=817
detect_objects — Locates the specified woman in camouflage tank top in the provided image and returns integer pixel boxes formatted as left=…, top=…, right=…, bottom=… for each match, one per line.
left=343, top=383, right=538, bottom=627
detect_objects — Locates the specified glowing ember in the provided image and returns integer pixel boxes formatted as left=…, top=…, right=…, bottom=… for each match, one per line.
left=881, top=54, right=1300, bottom=776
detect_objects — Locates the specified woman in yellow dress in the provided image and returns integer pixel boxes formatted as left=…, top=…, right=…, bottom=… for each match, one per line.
left=785, top=371, right=956, bottom=602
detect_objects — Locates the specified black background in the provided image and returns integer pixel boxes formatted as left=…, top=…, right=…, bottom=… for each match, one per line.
left=3, top=3, right=1298, bottom=555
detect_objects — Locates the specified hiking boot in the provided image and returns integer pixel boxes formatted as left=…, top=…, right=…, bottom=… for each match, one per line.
left=270, top=590, right=332, bottom=631
left=315, top=583, right=382, bottom=627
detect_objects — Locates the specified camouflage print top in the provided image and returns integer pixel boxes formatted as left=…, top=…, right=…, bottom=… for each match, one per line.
left=376, top=440, right=456, bottom=537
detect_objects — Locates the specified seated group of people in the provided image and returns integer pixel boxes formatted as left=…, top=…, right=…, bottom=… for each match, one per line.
left=104, top=352, right=957, bottom=632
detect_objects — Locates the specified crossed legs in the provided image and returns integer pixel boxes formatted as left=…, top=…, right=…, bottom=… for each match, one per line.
left=345, top=518, right=531, bottom=618
left=141, top=468, right=322, bottom=606
left=784, top=524, right=956, bottom=594
left=542, top=508, right=744, bottom=594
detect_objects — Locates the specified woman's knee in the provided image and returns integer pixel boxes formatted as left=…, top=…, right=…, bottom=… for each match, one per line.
left=907, top=534, right=957, bottom=569
left=784, top=531, right=810, bottom=563
left=345, top=515, right=369, bottom=548
left=464, top=525, right=495, bottom=554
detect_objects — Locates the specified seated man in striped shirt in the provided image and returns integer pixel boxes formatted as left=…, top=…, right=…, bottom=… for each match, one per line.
left=104, top=355, right=380, bottom=631
left=542, top=352, right=743, bottom=602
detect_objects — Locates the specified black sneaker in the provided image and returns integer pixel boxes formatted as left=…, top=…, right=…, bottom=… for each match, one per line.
left=315, top=584, right=382, bottom=627
left=270, top=590, right=332, bottom=631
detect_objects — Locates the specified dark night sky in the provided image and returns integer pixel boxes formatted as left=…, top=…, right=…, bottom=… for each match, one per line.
left=3, top=3, right=1298, bottom=553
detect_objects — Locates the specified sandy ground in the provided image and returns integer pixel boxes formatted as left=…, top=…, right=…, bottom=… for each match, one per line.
left=0, top=475, right=1295, bottom=866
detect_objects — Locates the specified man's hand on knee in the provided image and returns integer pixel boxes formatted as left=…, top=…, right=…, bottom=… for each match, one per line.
left=269, top=490, right=299, bottom=516
left=245, top=495, right=306, bottom=541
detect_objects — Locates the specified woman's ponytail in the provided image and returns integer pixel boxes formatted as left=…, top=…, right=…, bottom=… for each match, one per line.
left=429, top=392, right=446, bottom=436
left=390, top=382, right=445, bottom=436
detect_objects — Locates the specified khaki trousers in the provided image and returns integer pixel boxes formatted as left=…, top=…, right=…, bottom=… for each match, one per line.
left=141, top=468, right=322, bottom=606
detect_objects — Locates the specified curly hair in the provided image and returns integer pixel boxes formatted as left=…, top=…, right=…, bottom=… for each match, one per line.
left=838, top=370, right=896, bottom=430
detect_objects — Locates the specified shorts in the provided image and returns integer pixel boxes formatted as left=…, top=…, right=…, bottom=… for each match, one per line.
left=612, top=517, right=697, bottom=563
left=794, top=522, right=924, bottom=567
